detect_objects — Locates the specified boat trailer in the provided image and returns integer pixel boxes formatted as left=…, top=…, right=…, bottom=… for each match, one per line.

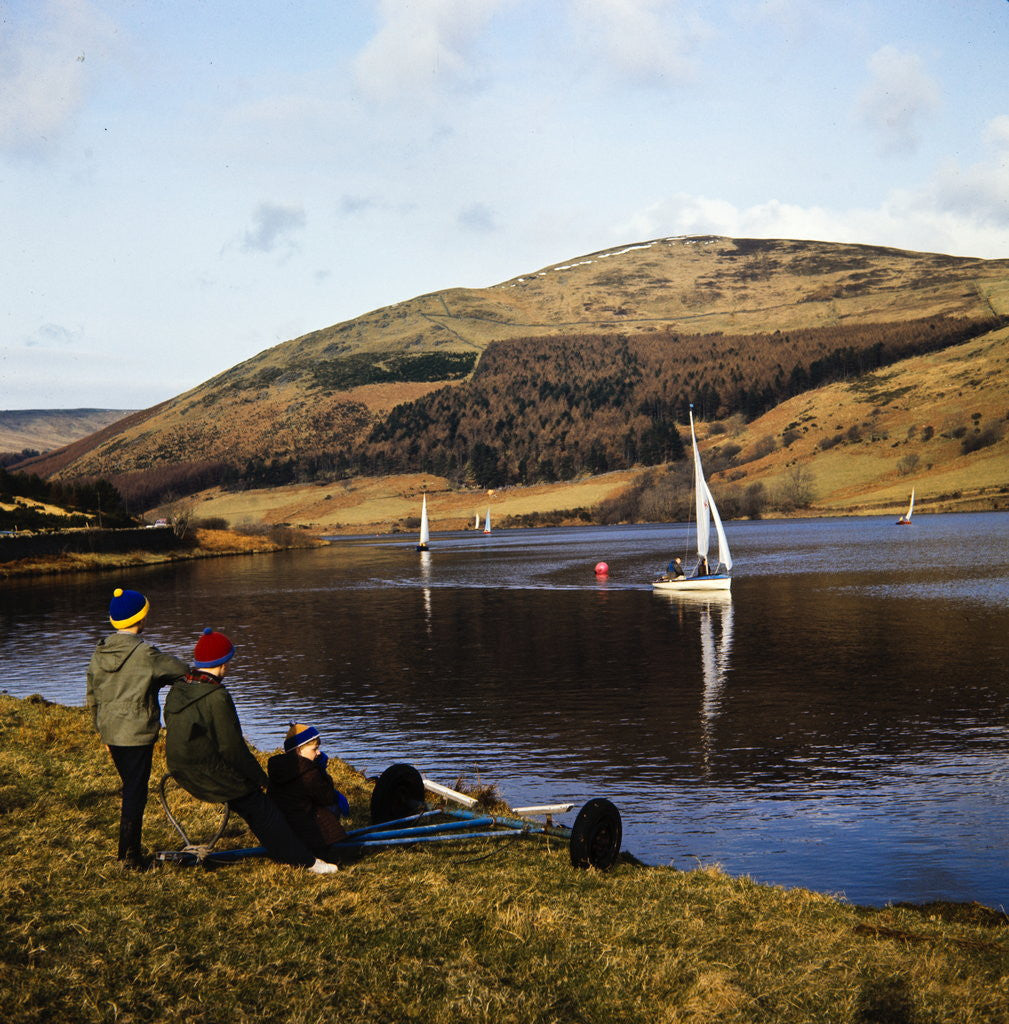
left=156, top=763, right=623, bottom=871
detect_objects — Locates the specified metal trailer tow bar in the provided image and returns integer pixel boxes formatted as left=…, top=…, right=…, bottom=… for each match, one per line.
left=352, top=763, right=623, bottom=870
left=156, top=763, right=623, bottom=871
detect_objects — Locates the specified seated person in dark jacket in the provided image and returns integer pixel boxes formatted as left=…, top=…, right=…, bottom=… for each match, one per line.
left=164, top=629, right=339, bottom=875
left=268, top=723, right=350, bottom=859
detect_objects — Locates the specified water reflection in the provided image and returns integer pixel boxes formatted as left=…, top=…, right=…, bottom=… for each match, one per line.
left=2, top=513, right=1008, bottom=907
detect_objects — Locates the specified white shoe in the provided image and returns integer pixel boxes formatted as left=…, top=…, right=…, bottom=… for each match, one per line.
left=308, top=859, right=339, bottom=875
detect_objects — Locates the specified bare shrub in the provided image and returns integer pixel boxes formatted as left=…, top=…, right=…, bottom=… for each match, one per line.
left=774, top=465, right=816, bottom=510
left=897, top=453, right=920, bottom=476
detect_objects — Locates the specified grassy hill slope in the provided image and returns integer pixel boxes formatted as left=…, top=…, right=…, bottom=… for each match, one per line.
left=23, top=237, right=1009, bottom=484
left=705, top=325, right=1009, bottom=515
left=0, top=408, right=135, bottom=456
left=180, top=324, right=1009, bottom=532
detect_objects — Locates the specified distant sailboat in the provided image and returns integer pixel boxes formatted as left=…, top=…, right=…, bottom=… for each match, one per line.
left=896, top=488, right=914, bottom=526
left=474, top=512, right=481, bottom=530
left=483, top=507, right=492, bottom=535
left=416, top=493, right=430, bottom=551
left=652, top=407, right=732, bottom=592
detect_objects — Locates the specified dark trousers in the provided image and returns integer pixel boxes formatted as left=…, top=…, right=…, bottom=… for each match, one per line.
left=228, top=790, right=315, bottom=867
left=108, top=743, right=154, bottom=859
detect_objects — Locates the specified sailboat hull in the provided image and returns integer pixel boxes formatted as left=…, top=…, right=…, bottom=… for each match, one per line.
left=652, top=574, right=731, bottom=592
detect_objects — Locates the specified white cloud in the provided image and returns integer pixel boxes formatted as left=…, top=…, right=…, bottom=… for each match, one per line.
left=0, top=0, right=117, bottom=156
left=617, top=178, right=1009, bottom=260
left=926, top=115, right=1009, bottom=227
left=241, top=203, right=307, bottom=254
left=857, top=45, right=940, bottom=156
left=568, top=0, right=707, bottom=85
left=353, top=0, right=509, bottom=104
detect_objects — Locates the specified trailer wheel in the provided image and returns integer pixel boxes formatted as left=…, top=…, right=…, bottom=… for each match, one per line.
left=370, top=763, right=426, bottom=824
left=569, top=798, right=622, bottom=870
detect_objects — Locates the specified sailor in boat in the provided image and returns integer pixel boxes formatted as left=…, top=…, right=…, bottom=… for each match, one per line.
left=666, top=556, right=686, bottom=579
left=696, top=556, right=709, bottom=577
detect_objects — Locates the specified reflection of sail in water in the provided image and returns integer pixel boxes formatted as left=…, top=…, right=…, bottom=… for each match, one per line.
left=419, top=551, right=432, bottom=633
left=699, top=595, right=734, bottom=766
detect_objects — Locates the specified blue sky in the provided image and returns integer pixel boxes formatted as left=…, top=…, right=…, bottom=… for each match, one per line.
left=2, top=0, right=1008, bottom=410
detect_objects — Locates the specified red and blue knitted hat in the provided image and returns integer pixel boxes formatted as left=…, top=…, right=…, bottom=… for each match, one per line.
left=109, top=588, right=149, bottom=629
left=192, top=628, right=235, bottom=668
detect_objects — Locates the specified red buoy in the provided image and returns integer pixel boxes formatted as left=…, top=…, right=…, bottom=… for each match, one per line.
left=594, top=561, right=609, bottom=576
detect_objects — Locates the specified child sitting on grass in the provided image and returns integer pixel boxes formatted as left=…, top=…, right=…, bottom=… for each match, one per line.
left=267, top=723, right=351, bottom=861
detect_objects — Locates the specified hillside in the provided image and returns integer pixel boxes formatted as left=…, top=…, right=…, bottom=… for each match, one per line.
left=177, top=324, right=1009, bottom=533
left=0, top=408, right=134, bottom=457
left=707, top=325, right=1009, bottom=516
left=19, top=236, right=1009, bottom=511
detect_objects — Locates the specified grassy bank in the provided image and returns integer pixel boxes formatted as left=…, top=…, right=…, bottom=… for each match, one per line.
left=2, top=695, right=1007, bottom=1022
left=0, top=527, right=327, bottom=579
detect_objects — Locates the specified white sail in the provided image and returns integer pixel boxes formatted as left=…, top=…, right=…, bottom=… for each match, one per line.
left=690, top=411, right=711, bottom=561
left=418, top=493, right=430, bottom=547
left=906, top=489, right=915, bottom=521
left=474, top=513, right=481, bottom=530
left=483, top=507, right=491, bottom=534
left=705, top=477, right=733, bottom=571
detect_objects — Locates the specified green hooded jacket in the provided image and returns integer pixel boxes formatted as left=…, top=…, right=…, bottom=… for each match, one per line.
left=163, top=676, right=268, bottom=803
left=85, top=632, right=187, bottom=746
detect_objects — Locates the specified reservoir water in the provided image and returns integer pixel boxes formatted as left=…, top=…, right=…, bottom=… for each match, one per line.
left=2, top=513, right=1008, bottom=908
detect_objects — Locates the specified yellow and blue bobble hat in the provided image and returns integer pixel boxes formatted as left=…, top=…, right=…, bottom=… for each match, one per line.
left=109, top=588, right=150, bottom=629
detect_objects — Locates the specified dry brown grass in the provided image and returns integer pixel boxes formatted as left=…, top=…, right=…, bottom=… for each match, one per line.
left=711, top=325, right=1009, bottom=515
left=2, top=693, right=1008, bottom=1024
left=185, top=471, right=639, bottom=534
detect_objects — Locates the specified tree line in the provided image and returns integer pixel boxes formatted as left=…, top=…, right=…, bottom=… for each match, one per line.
left=0, top=467, right=131, bottom=530
left=338, top=313, right=997, bottom=488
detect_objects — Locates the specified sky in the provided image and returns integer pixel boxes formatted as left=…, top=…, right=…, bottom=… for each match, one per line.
left=2, top=0, right=1008, bottom=411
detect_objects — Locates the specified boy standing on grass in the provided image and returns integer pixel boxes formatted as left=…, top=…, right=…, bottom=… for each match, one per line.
left=163, top=629, right=339, bottom=875
left=86, top=587, right=187, bottom=869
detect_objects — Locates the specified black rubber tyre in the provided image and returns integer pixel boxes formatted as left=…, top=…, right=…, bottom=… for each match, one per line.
left=370, top=763, right=426, bottom=824
left=569, top=798, right=622, bottom=870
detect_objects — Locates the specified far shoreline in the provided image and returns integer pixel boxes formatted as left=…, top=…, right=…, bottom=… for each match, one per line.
left=0, top=526, right=328, bottom=580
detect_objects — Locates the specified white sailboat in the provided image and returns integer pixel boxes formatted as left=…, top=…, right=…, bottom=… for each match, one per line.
left=474, top=512, right=481, bottom=531
left=896, top=488, right=914, bottom=525
left=482, top=507, right=492, bottom=535
left=416, top=493, right=430, bottom=551
left=652, top=407, right=732, bottom=592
